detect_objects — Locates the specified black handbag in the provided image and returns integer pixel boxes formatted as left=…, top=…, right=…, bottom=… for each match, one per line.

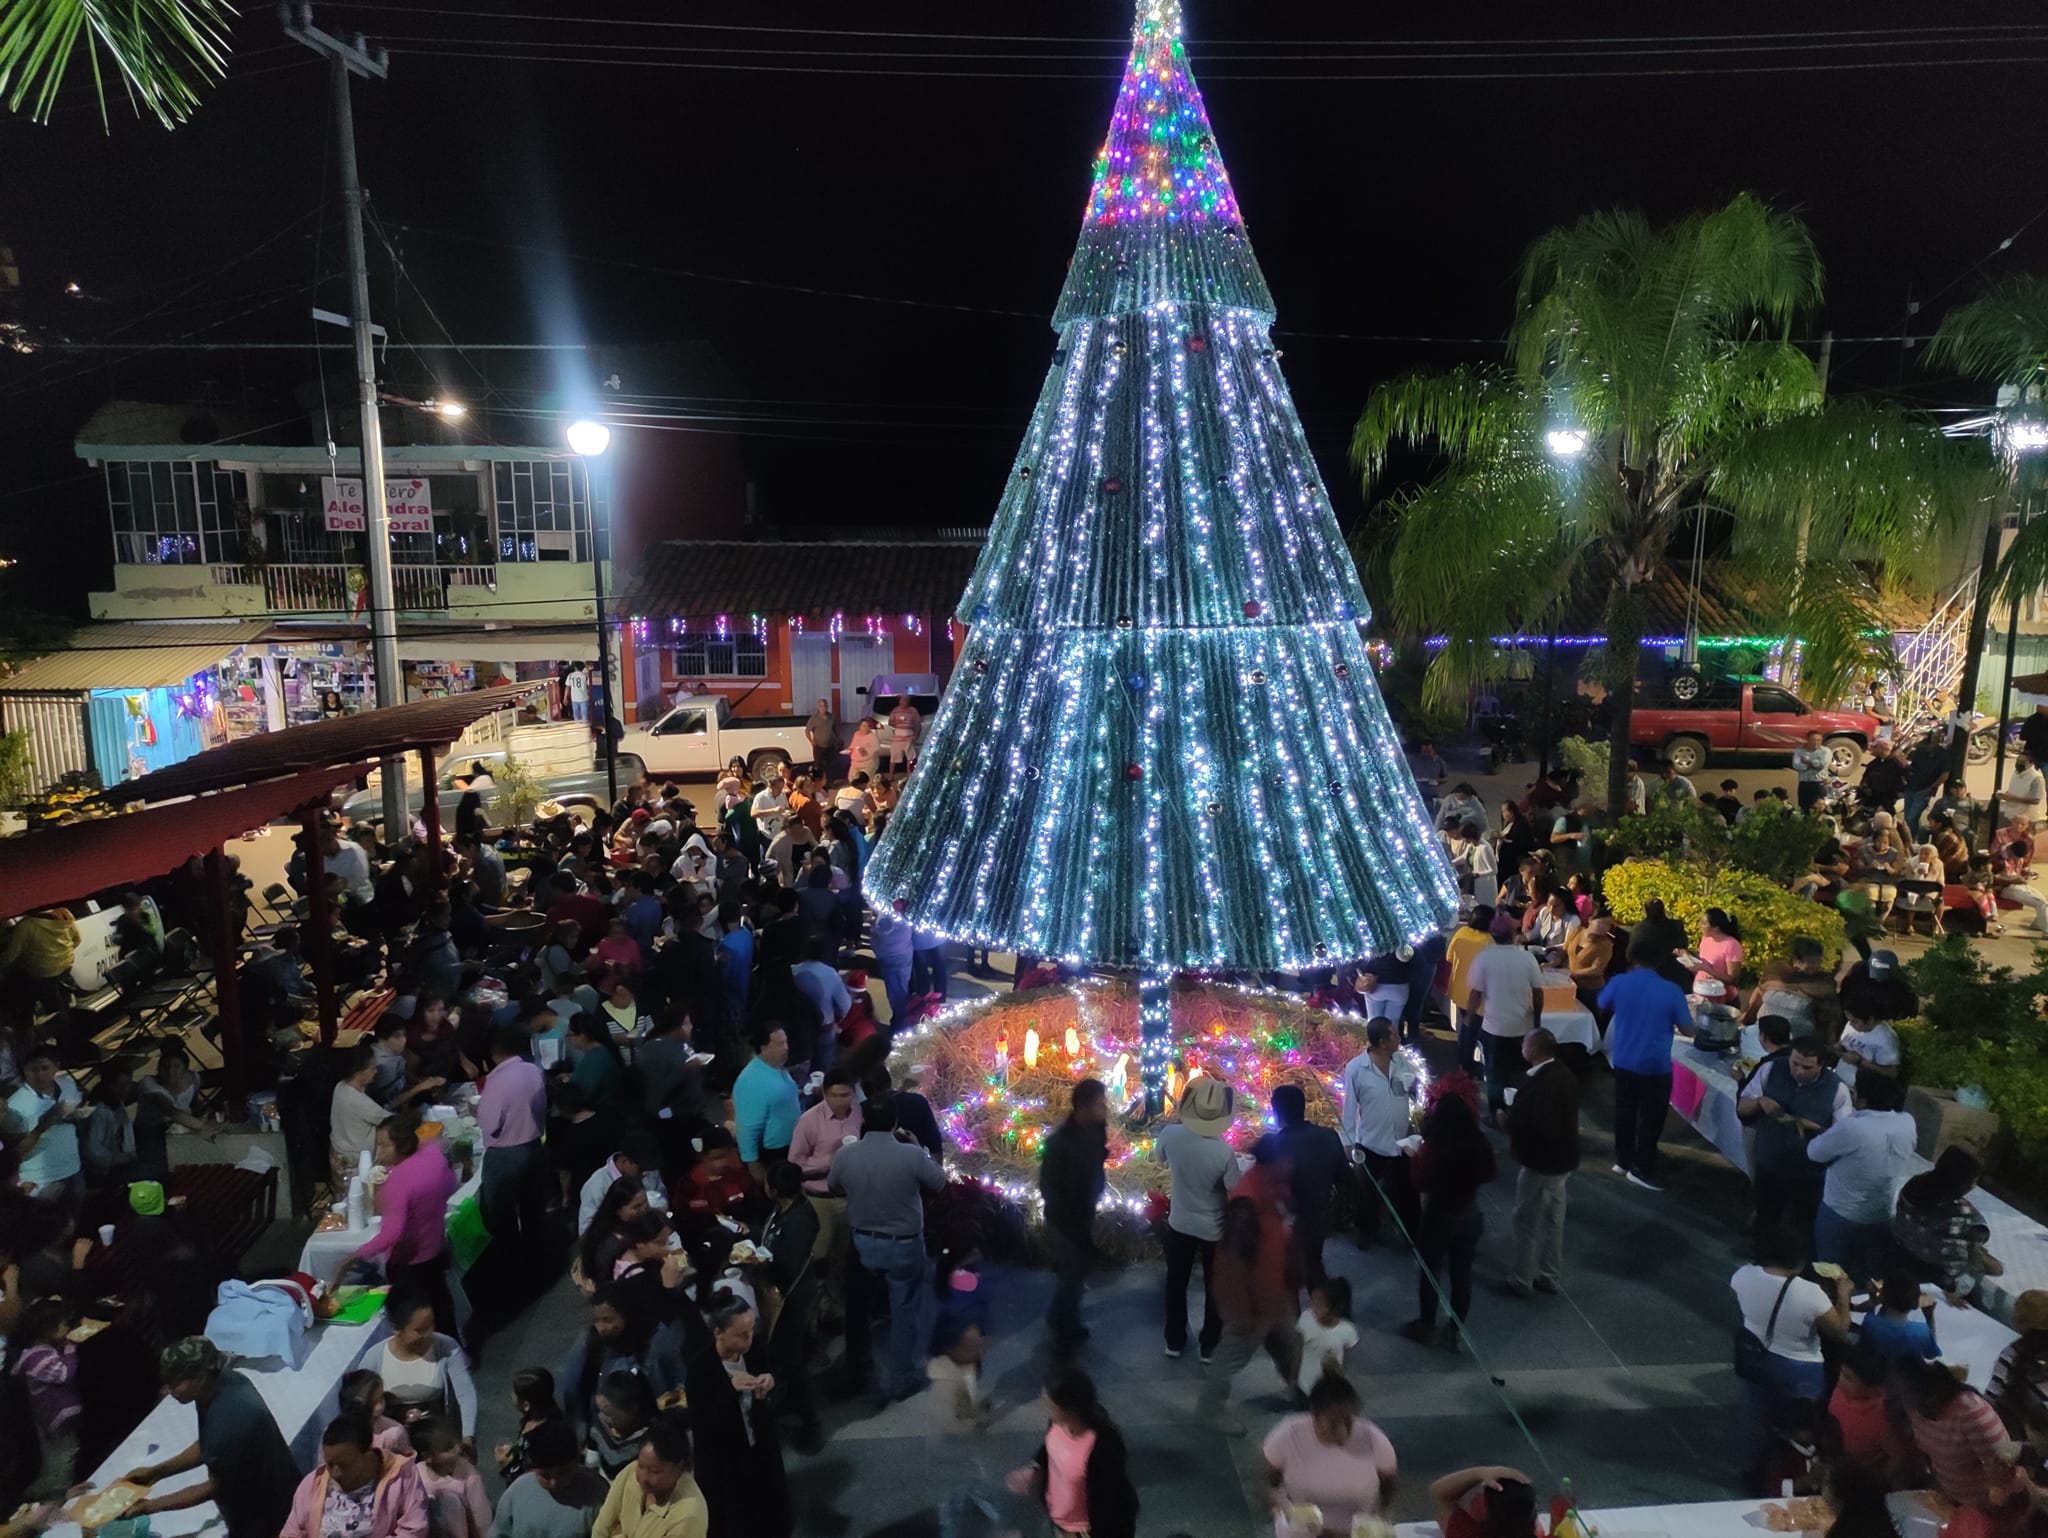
left=1734, top=1273, right=1798, bottom=1383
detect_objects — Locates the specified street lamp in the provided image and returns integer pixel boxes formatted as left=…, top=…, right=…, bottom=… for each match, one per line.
left=1545, top=427, right=1589, bottom=458
left=569, top=421, right=618, bottom=806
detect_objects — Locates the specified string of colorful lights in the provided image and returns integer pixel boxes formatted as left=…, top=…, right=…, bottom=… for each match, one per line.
left=894, top=978, right=1430, bottom=1216
left=865, top=0, right=1457, bottom=1100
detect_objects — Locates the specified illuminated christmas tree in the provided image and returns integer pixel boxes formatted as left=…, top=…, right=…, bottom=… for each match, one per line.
left=865, top=0, right=1457, bottom=1101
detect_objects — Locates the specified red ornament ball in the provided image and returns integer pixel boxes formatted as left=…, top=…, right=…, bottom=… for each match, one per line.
left=1243, top=599, right=1264, bottom=619
left=1185, top=335, right=1208, bottom=353
left=1333, top=662, right=1351, bottom=679
left=1124, top=762, right=1144, bottom=782
left=893, top=898, right=907, bottom=915
left=1100, top=476, right=1124, bottom=494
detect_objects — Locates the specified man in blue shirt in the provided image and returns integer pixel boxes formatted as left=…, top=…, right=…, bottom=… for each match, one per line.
left=1597, top=940, right=1694, bottom=1192
left=716, top=899, right=754, bottom=1024
left=733, top=1023, right=800, bottom=1188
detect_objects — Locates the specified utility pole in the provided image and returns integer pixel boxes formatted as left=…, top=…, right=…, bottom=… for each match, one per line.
left=283, top=3, right=407, bottom=836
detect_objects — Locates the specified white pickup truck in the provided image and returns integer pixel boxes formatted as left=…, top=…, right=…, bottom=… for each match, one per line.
left=618, top=694, right=814, bottom=779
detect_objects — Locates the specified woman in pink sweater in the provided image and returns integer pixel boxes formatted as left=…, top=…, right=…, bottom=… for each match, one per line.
left=282, top=1413, right=428, bottom=1538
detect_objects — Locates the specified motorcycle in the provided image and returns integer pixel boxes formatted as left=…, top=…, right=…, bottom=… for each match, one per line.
left=1480, top=711, right=1525, bottom=772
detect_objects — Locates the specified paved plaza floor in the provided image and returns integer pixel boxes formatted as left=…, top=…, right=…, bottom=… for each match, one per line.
left=467, top=1050, right=1767, bottom=1538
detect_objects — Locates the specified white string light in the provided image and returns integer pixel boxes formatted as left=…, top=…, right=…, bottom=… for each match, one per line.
left=866, top=1, right=1456, bottom=1099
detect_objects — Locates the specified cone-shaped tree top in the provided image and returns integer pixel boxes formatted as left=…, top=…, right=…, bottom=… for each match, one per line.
left=1054, top=0, right=1273, bottom=326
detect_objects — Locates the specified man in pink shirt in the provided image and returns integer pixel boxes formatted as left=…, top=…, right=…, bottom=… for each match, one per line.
left=334, top=1112, right=460, bottom=1335
left=476, top=1027, right=549, bottom=1246
left=787, top=1067, right=860, bottom=1316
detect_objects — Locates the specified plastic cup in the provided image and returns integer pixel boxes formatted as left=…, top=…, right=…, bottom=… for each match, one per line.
left=97, top=1223, right=116, bottom=1246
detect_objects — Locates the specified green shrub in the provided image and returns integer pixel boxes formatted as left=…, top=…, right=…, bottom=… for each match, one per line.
left=1897, top=936, right=2048, bottom=1165
left=1601, top=859, right=1846, bottom=979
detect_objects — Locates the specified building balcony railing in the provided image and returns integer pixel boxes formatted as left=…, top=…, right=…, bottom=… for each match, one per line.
left=207, top=561, right=498, bottom=613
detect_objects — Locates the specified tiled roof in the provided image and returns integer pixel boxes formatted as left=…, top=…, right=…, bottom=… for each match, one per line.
left=612, top=540, right=984, bottom=624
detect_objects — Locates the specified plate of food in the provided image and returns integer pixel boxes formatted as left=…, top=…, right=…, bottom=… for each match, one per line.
left=727, top=1240, right=762, bottom=1265
left=67, top=1481, right=144, bottom=1529
left=66, top=1318, right=110, bottom=1344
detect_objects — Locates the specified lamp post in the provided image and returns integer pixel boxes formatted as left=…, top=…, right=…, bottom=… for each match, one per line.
left=1537, top=426, right=1587, bottom=774
left=1985, top=415, right=2046, bottom=841
left=570, top=421, right=618, bottom=807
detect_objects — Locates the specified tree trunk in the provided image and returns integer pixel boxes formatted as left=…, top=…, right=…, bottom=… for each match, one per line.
left=1949, top=485, right=2010, bottom=784
left=1604, top=585, right=1645, bottom=812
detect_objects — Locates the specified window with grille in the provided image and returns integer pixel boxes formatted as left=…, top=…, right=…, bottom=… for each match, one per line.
left=673, top=633, right=767, bottom=678
left=105, top=461, right=248, bottom=565
left=493, top=459, right=600, bottom=564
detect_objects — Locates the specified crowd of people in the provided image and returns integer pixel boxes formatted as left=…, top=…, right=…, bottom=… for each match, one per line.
left=4, top=693, right=2048, bottom=1538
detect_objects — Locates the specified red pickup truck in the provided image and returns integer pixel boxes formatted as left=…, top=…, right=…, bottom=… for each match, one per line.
left=1629, top=681, right=1880, bottom=777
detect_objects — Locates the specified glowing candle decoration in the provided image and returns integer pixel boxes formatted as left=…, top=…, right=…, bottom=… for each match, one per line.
left=1064, top=1026, right=1082, bottom=1059
left=1023, top=1029, right=1040, bottom=1069
left=861, top=0, right=1457, bottom=1104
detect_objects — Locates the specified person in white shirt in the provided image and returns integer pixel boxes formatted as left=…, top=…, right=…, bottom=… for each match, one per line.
left=1806, top=1073, right=1916, bottom=1283
left=883, top=697, right=922, bottom=773
left=1459, top=823, right=1499, bottom=908
left=563, top=664, right=590, bottom=722
left=751, top=783, right=790, bottom=843
left=1999, top=752, right=2046, bottom=830
left=1296, top=1277, right=1359, bottom=1395
left=576, top=1131, right=669, bottom=1234
left=1339, top=1019, right=1421, bottom=1247
left=1730, top=1234, right=1851, bottom=1473
left=324, top=826, right=375, bottom=906
left=1464, top=931, right=1544, bottom=1118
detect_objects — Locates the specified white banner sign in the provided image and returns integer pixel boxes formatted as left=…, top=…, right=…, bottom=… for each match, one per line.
left=321, top=476, right=433, bottom=534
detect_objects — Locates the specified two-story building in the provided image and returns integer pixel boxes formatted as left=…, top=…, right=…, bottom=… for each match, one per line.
left=1, top=407, right=621, bottom=789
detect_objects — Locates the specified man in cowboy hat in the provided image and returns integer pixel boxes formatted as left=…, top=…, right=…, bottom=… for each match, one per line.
left=1154, top=1076, right=1240, bottom=1362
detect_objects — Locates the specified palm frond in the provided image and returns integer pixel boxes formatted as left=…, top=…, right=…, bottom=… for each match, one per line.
left=1724, top=552, right=1895, bottom=702
left=1710, top=399, right=1984, bottom=579
left=1349, top=365, right=1535, bottom=484
left=1659, top=340, right=1822, bottom=468
left=1991, top=508, right=2048, bottom=609
left=0, top=0, right=234, bottom=130
left=1928, top=275, right=2048, bottom=390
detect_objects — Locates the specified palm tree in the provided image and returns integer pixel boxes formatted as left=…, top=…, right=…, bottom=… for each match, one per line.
left=2, top=0, right=233, bottom=129
left=1352, top=194, right=1977, bottom=810
left=1928, top=275, right=2048, bottom=780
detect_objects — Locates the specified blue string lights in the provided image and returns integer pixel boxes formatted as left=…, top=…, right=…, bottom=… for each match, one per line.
left=865, top=0, right=1457, bottom=1101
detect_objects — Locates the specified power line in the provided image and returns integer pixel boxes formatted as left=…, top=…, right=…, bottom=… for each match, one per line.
left=378, top=45, right=2048, bottom=80
left=365, top=30, right=2048, bottom=62
left=327, top=9, right=2048, bottom=47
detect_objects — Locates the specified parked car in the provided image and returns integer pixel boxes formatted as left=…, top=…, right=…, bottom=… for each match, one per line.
left=852, top=672, right=943, bottom=721
left=340, top=749, right=647, bottom=828
left=1629, top=680, right=1878, bottom=777
left=617, top=695, right=812, bottom=779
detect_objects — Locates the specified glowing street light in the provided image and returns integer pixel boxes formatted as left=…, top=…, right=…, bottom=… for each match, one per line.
left=427, top=399, right=467, bottom=421
left=1545, top=427, right=1589, bottom=458
left=2003, top=418, right=2048, bottom=457
left=567, top=420, right=612, bottom=457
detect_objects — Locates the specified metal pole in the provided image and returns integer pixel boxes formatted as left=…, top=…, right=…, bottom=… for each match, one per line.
left=418, top=745, right=446, bottom=893
left=204, top=847, right=248, bottom=1112
left=1988, top=495, right=2030, bottom=845
left=288, top=6, right=405, bottom=833
left=332, top=54, right=406, bottom=834
left=587, top=457, right=619, bottom=806
left=300, top=806, right=338, bottom=1043
left=1536, top=609, right=1558, bottom=777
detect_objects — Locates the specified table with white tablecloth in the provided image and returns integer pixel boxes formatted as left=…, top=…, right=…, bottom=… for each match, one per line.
left=1397, top=1489, right=1953, bottom=1538
left=296, top=1156, right=485, bottom=1283
left=1537, top=968, right=1600, bottom=1052
left=1664, top=1037, right=2048, bottom=1327
left=46, top=1313, right=385, bottom=1538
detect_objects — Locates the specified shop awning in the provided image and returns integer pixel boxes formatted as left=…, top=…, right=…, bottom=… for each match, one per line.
left=97, top=682, right=542, bottom=806
left=0, top=621, right=274, bottom=694
left=397, top=626, right=597, bottom=664
left=0, top=761, right=372, bottom=922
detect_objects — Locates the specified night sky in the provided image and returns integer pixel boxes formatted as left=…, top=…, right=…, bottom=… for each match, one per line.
left=3, top=1, right=2045, bottom=616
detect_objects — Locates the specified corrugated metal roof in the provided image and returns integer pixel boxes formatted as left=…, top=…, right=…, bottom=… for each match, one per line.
left=99, top=682, right=540, bottom=805
left=0, top=622, right=273, bottom=694
left=0, top=761, right=375, bottom=923
left=612, top=540, right=982, bottom=623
